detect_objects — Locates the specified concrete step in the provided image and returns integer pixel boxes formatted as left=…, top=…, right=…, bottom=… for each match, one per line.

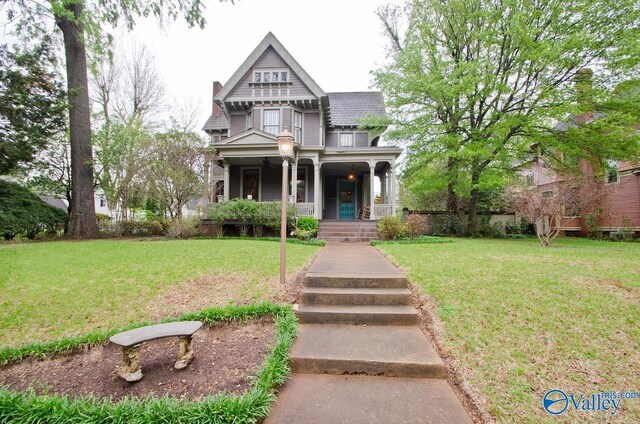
left=301, top=287, right=412, bottom=305
left=304, top=273, right=408, bottom=289
left=319, top=237, right=376, bottom=242
left=317, top=232, right=379, bottom=237
left=291, top=325, right=445, bottom=378
left=296, top=304, right=418, bottom=325
left=264, top=374, right=473, bottom=424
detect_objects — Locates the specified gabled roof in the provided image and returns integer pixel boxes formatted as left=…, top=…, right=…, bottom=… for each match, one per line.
left=202, top=110, right=229, bottom=131
left=215, top=32, right=326, bottom=101
left=327, top=92, right=387, bottom=127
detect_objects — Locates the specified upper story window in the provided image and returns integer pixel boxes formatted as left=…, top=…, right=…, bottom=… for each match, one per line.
left=254, top=69, right=289, bottom=83
left=263, top=109, right=280, bottom=135
left=293, top=111, right=302, bottom=143
left=525, top=172, right=534, bottom=187
left=605, top=159, right=619, bottom=183
left=339, top=133, right=354, bottom=148
left=246, top=111, right=253, bottom=130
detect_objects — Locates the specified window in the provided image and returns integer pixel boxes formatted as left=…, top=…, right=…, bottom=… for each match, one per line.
left=339, top=133, right=354, bottom=148
left=542, top=190, right=553, bottom=198
left=99, top=198, right=106, bottom=207
left=296, top=167, right=306, bottom=202
left=605, top=159, right=619, bottom=183
left=246, top=111, right=253, bottom=130
left=242, top=168, right=260, bottom=200
left=293, top=111, right=302, bottom=143
left=263, top=109, right=280, bottom=135
left=253, top=70, right=289, bottom=83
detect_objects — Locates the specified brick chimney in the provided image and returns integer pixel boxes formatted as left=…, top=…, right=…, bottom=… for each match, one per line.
left=212, top=81, right=223, bottom=116
left=575, top=68, right=593, bottom=125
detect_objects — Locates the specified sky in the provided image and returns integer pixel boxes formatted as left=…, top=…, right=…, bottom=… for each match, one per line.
left=120, top=0, right=398, bottom=130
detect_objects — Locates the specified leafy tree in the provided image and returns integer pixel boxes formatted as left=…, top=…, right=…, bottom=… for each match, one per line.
left=375, top=0, right=640, bottom=235
left=25, top=135, right=72, bottom=215
left=5, top=0, right=219, bottom=238
left=0, top=180, right=68, bottom=240
left=0, top=42, right=66, bottom=174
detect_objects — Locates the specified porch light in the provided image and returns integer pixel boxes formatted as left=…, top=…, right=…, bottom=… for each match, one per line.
left=277, top=127, right=295, bottom=161
left=347, top=165, right=356, bottom=182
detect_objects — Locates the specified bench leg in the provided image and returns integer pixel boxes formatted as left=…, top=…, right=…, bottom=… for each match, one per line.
left=117, top=345, right=143, bottom=382
left=174, top=335, right=194, bottom=369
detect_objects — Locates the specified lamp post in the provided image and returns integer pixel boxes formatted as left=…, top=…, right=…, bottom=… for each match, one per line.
left=277, top=127, right=295, bottom=285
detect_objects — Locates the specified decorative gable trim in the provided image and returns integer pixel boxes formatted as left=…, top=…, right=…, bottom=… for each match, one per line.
left=216, top=32, right=326, bottom=101
left=216, top=129, right=277, bottom=146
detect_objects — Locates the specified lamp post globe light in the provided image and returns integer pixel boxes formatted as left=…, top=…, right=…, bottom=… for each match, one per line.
left=277, top=127, right=295, bottom=285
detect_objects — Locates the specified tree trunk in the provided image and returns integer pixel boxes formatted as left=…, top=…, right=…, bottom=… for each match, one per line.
left=56, top=2, right=99, bottom=239
left=445, top=157, right=459, bottom=213
left=466, top=170, right=481, bottom=235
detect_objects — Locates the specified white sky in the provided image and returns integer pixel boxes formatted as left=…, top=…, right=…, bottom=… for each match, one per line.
left=120, top=0, right=397, bottom=129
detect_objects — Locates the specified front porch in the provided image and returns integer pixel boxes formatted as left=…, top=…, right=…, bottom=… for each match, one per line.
left=207, top=156, right=397, bottom=220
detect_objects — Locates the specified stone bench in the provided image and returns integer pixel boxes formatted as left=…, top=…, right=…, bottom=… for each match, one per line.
left=109, top=321, right=203, bottom=382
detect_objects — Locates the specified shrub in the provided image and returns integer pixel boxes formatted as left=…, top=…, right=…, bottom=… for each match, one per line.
left=378, top=216, right=404, bottom=240
left=168, top=217, right=200, bottom=239
left=441, top=214, right=463, bottom=235
left=95, top=213, right=111, bottom=222
left=229, top=199, right=257, bottom=237
left=296, top=216, right=318, bottom=235
left=0, top=180, right=68, bottom=240
left=404, top=214, right=427, bottom=238
left=208, top=202, right=232, bottom=238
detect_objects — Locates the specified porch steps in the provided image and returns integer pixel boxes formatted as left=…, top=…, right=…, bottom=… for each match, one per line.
left=296, top=304, right=419, bottom=325
left=301, top=287, right=412, bottom=306
left=317, top=220, right=379, bottom=242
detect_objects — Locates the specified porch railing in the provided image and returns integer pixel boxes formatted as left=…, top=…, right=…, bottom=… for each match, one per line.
left=295, top=203, right=315, bottom=217
left=374, top=204, right=393, bottom=218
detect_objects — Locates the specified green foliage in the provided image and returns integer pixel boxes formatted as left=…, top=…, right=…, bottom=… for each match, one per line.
left=404, top=214, right=427, bottom=238
left=0, top=42, right=66, bottom=173
left=0, top=180, right=68, bottom=240
left=377, top=216, right=404, bottom=240
left=440, top=214, right=463, bottom=236
left=0, top=303, right=296, bottom=424
left=207, top=201, right=298, bottom=238
left=375, top=0, right=640, bottom=233
left=296, top=216, right=319, bottom=235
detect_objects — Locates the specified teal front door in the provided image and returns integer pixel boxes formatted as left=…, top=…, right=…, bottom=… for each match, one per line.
left=338, top=180, right=356, bottom=220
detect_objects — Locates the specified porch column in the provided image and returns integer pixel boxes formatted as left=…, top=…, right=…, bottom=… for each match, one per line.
left=391, top=162, right=397, bottom=216
left=314, top=162, right=320, bottom=219
left=380, top=171, right=387, bottom=204
left=223, top=162, right=230, bottom=201
left=369, top=163, right=376, bottom=220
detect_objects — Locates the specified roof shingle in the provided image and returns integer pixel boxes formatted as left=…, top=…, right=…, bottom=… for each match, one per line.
left=327, top=92, right=387, bottom=127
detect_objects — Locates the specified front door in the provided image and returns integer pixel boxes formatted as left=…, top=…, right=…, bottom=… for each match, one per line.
left=338, top=180, right=356, bottom=220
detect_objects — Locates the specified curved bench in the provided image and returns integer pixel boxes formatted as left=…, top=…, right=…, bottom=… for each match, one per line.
left=109, top=321, right=203, bottom=382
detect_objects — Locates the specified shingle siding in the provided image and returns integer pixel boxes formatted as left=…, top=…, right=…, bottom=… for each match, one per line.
left=229, top=114, right=246, bottom=137
left=228, top=47, right=315, bottom=99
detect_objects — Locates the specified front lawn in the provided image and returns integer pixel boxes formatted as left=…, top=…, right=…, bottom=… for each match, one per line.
left=378, top=237, right=640, bottom=423
left=0, top=239, right=320, bottom=347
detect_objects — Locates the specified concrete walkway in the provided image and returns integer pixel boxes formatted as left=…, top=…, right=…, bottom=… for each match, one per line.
left=265, top=242, right=472, bottom=424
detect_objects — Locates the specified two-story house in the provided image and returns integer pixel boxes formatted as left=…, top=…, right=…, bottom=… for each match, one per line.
left=202, top=32, right=401, bottom=221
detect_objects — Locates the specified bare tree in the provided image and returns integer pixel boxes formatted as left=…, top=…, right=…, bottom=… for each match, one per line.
left=114, top=44, right=165, bottom=124
left=145, top=129, right=205, bottom=219
left=509, top=177, right=611, bottom=247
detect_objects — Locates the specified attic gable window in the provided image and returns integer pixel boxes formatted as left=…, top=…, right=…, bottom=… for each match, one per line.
left=253, top=70, right=289, bottom=83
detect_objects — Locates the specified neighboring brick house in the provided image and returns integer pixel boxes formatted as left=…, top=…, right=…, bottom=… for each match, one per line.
left=519, top=118, right=640, bottom=236
left=202, top=32, right=401, bottom=220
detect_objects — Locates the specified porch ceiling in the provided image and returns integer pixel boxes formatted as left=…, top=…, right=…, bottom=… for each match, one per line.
left=322, top=161, right=388, bottom=175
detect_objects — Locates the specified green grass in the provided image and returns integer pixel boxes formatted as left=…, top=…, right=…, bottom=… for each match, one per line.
left=0, top=302, right=297, bottom=423
left=377, top=238, right=640, bottom=423
left=0, top=239, right=320, bottom=347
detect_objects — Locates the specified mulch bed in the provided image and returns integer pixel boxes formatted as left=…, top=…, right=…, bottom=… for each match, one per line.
left=0, top=319, right=275, bottom=402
